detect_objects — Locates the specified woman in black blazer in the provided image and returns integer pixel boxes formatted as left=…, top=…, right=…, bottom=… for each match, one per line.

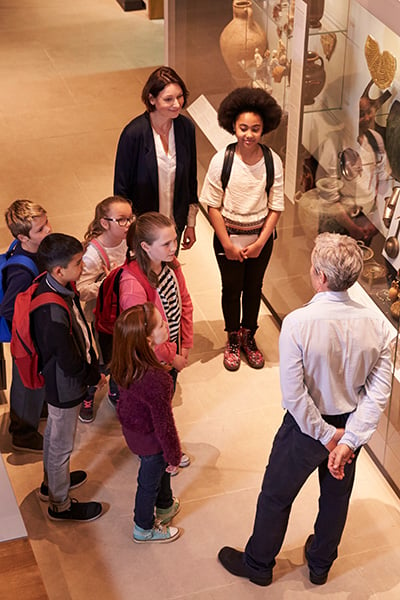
left=114, top=66, right=199, bottom=250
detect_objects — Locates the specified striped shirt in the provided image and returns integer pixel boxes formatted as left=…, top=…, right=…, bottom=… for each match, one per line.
left=158, top=265, right=180, bottom=344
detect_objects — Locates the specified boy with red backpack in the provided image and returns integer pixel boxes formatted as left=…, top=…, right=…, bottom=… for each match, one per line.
left=0, top=199, right=51, bottom=452
left=30, top=233, right=106, bottom=521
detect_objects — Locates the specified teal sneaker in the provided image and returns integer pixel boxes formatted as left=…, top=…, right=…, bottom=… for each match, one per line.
left=133, top=521, right=180, bottom=543
left=156, top=497, right=180, bottom=525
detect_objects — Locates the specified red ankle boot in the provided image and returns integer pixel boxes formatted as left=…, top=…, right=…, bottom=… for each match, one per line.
left=240, top=328, right=265, bottom=369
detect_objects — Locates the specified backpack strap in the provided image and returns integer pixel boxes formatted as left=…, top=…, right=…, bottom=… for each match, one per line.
left=5, top=254, right=39, bottom=276
left=5, top=239, right=18, bottom=256
left=221, top=143, right=237, bottom=192
left=124, top=261, right=157, bottom=303
left=4, top=241, right=39, bottom=277
left=221, top=142, right=274, bottom=196
left=89, top=239, right=111, bottom=271
left=30, top=292, right=72, bottom=332
left=260, top=144, right=274, bottom=196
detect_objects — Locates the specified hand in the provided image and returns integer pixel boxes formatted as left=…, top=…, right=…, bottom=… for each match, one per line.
left=166, top=465, right=179, bottom=475
left=172, top=354, right=187, bottom=372
left=181, top=226, right=196, bottom=250
left=181, top=347, right=190, bottom=361
left=328, top=444, right=355, bottom=480
left=241, top=241, right=263, bottom=259
left=324, top=428, right=345, bottom=452
left=96, top=373, right=107, bottom=390
left=223, top=243, right=244, bottom=262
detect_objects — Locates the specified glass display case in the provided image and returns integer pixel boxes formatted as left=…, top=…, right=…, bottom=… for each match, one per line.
left=166, top=0, right=400, bottom=496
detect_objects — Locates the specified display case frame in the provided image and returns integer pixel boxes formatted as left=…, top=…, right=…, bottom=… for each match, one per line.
left=165, top=0, right=400, bottom=496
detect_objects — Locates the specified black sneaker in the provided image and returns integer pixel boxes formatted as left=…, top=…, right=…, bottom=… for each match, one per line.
left=12, top=431, right=43, bottom=454
left=79, top=397, right=94, bottom=423
left=39, top=470, right=88, bottom=502
left=48, top=498, right=103, bottom=522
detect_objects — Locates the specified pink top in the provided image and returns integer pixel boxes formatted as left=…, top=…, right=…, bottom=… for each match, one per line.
left=119, top=259, right=193, bottom=364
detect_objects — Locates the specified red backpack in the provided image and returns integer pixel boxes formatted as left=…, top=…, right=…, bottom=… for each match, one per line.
left=11, top=280, right=72, bottom=389
left=94, top=261, right=156, bottom=335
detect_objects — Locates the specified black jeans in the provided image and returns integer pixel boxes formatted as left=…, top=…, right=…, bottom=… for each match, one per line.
left=213, top=233, right=273, bottom=333
left=244, top=412, right=360, bottom=580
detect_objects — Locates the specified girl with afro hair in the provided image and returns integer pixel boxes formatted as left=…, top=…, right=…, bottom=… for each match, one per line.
left=200, top=87, right=284, bottom=372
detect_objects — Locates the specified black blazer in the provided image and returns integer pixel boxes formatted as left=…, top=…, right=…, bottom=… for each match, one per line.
left=113, top=112, right=198, bottom=232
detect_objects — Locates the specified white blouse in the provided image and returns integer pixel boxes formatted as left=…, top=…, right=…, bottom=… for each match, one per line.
left=200, top=147, right=284, bottom=230
left=152, top=126, right=176, bottom=221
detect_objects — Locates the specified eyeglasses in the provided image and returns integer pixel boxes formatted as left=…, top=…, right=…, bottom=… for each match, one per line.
left=103, top=216, right=134, bottom=227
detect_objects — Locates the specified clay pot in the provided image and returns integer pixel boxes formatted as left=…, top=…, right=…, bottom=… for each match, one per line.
left=220, top=1, right=267, bottom=85
left=303, top=51, right=326, bottom=105
left=308, top=0, right=325, bottom=28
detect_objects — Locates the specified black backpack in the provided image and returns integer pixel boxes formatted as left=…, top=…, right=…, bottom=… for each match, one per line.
left=221, top=142, right=274, bottom=194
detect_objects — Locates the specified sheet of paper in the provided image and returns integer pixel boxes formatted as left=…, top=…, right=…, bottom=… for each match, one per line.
left=187, top=94, right=235, bottom=151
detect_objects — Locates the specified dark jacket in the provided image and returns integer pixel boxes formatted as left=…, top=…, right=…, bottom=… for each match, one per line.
left=31, top=274, right=100, bottom=408
left=117, top=368, right=181, bottom=466
left=113, top=111, right=198, bottom=232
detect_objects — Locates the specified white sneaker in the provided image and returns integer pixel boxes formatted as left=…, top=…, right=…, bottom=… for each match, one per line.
left=179, top=453, right=191, bottom=468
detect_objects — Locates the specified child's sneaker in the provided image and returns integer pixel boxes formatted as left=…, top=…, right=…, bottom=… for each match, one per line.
left=38, top=470, right=88, bottom=502
left=179, top=453, right=191, bottom=468
left=48, top=499, right=103, bottom=522
left=133, top=521, right=180, bottom=543
left=156, top=497, right=180, bottom=525
left=79, top=397, right=94, bottom=423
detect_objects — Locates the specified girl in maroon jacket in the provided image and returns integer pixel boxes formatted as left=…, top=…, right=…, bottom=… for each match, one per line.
left=111, top=302, right=181, bottom=543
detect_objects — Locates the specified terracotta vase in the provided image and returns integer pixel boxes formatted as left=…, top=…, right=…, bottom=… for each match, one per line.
left=308, top=0, right=325, bottom=28
left=220, top=1, right=267, bottom=85
left=303, top=51, right=326, bottom=105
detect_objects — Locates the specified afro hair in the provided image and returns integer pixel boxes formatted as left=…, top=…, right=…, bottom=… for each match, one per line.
left=218, top=87, right=282, bottom=135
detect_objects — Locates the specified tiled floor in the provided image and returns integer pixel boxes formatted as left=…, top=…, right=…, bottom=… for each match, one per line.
left=1, top=1, right=400, bottom=599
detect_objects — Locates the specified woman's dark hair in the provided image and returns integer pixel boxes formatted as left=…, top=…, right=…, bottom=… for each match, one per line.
left=37, top=233, right=83, bottom=272
left=126, top=212, right=178, bottom=287
left=218, top=87, right=282, bottom=135
left=141, top=66, right=189, bottom=112
left=110, top=303, right=168, bottom=387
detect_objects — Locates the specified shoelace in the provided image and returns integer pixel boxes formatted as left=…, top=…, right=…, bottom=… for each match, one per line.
left=153, top=519, right=168, bottom=532
left=246, top=338, right=258, bottom=352
left=82, top=399, right=93, bottom=409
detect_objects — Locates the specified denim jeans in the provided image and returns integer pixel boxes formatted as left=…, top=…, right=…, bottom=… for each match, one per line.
left=44, top=403, right=80, bottom=511
left=213, top=233, right=274, bottom=332
left=134, top=452, right=173, bottom=530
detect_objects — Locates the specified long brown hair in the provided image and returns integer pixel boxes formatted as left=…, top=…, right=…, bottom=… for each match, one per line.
left=84, top=196, right=131, bottom=243
left=126, top=211, right=177, bottom=287
left=110, top=303, right=168, bottom=388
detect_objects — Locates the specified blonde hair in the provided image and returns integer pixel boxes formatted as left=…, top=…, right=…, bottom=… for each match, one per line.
left=5, top=199, right=47, bottom=238
left=84, top=196, right=132, bottom=243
